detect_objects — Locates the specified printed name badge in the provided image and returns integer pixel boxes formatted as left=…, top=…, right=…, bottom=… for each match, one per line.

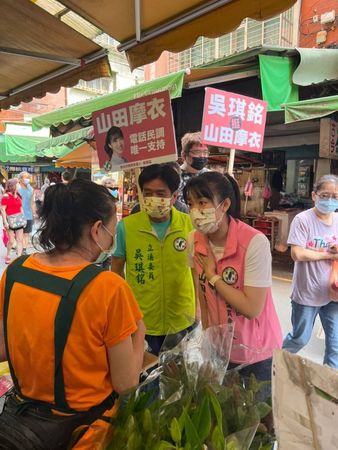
left=173, top=237, right=187, bottom=252
left=222, top=267, right=238, bottom=285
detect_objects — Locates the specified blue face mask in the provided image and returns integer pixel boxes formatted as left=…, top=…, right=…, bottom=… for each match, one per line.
left=315, top=198, right=338, bottom=215
left=95, top=224, right=115, bottom=264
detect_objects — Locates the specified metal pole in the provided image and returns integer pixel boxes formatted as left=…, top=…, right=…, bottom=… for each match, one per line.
left=228, top=148, right=235, bottom=176
left=118, top=0, right=234, bottom=52
left=135, top=0, right=141, bottom=41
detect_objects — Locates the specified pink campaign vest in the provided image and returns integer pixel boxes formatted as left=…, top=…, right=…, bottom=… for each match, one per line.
left=194, top=217, right=282, bottom=364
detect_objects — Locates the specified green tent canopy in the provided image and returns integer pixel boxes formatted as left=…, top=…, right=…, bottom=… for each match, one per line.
left=0, top=133, right=72, bottom=163
left=32, top=71, right=185, bottom=131
left=284, top=95, right=338, bottom=123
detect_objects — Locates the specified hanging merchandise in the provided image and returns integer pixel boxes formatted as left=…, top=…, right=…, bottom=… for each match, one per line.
left=243, top=176, right=253, bottom=216
left=244, top=176, right=253, bottom=197
left=262, top=178, right=272, bottom=200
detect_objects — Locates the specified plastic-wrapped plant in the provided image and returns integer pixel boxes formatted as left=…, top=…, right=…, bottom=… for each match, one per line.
left=107, top=324, right=275, bottom=450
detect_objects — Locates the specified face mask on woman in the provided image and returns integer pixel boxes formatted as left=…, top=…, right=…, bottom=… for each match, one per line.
left=95, top=225, right=115, bottom=263
left=143, top=197, right=172, bottom=219
left=189, top=202, right=224, bottom=234
left=315, top=197, right=338, bottom=215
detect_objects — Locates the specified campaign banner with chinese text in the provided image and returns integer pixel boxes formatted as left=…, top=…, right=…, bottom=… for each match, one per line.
left=92, top=90, right=177, bottom=171
left=201, top=88, right=268, bottom=153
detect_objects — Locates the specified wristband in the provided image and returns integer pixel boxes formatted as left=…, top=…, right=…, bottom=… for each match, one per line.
left=208, top=274, right=222, bottom=287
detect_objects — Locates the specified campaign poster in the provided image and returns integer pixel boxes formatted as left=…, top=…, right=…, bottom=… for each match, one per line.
left=92, top=90, right=177, bottom=171
left=201, top=87, right=268, bottom=154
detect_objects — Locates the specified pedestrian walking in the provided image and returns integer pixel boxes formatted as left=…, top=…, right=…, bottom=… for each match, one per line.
left=112, top=163, right=196, bottom=355
left=17, top=171, right=35, bottom=254
left=1, top=178, right=25, bottom=264
left=0, top=178, right=145, bottom=449
left=283, top=174, right=338, bottom=369
left=185, top=171, right=282, bottom=388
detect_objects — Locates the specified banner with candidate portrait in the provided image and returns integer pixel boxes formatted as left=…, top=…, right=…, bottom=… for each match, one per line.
left=92, top=90, right=177, bottom=171
left=201, top=87, right=268, bottom=154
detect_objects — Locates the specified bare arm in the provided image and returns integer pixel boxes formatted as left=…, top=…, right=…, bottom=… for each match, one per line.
left=111, top=256, right=126, bottom=278
left=0, top=321, right=6, bottom=362
left=290, top=245, right=338, bottom=262
left=107, top=320, right=145, bottom=394
left=1, top=205, right=8, bottom=229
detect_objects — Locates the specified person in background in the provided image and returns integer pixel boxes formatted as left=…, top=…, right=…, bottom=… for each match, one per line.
left=283, top=174, right=338, bottom=369
left=178, top=131, right=210, bottom=203
left=40, top=177, right=50, bottom=202
left=17, top=171, right=35, bottom=255
left=112, top=164, right=196, bottom=356
left=61, top=171, right=73, bottom=184
left=101, top=176, right=120, bottom=202
left=0, top=179, right=145, bottom=449
left=185, top=172, right=282, bottom=392
left=1, top=178, right=24, bottom=264
left=33, top=183, right=42, bottom=213
left=270, top=169, right=284, bottom=210
left=131, top=162, right=188, bottom=214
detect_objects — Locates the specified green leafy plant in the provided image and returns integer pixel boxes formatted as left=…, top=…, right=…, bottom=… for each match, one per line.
left=107, top=356, right=275, bottom=450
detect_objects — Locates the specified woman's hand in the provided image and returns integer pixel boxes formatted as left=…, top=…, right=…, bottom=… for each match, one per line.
left=197, top=250, right=216, bottom=281
left=3, top=221, right=9, bottom=230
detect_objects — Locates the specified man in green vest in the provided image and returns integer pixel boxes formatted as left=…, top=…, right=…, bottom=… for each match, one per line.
left=112, top=163, right=196, bottom=355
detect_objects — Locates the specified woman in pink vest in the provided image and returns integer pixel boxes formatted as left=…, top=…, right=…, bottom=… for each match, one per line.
left=184, top=172, right=282, bottom=388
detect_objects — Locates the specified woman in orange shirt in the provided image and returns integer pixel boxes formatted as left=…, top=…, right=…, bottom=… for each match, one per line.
left=0, top=179, right=145, bottom=449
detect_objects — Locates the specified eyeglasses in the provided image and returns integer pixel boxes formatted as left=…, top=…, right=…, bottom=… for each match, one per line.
left=190, top=150, right=209, bottom=157
left=316, top=192, right=338, bottom=200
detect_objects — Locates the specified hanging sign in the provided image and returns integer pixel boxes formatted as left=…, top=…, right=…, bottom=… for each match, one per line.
left=320, top=118, right=338, bottom=159
left=92, top=90, right=177, bottom=171
left=201, top=87, right=268, bottom=154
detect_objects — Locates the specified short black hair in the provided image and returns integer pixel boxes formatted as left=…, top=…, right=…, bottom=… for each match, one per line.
left=138, top=164, right=180, bottom=194
left=38, top=178, right=116, bottom=252
left=183, top=171, right=241, bottom=219
left=104, top=126, right=124, bottom=159
left=61, top=171, right=73, bottom=182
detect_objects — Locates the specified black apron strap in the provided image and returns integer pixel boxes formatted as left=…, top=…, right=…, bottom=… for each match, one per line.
left=3, top=257, right=105, bottom=413
left=4, top=256, right=32, bottom=395
left=53, top=264, right=103, bottom=410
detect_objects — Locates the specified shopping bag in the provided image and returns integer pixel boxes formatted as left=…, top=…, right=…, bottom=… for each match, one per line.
left=329, top=260, right=338, bottom=301
left=2, top=229, right=9, bottom=247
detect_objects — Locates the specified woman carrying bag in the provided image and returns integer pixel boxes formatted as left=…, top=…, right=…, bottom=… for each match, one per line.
left=1, top=178, right=25, bottom=264
left=184, top=172, right=282, bottom=390
left=0, top=179, right=145, bottom=449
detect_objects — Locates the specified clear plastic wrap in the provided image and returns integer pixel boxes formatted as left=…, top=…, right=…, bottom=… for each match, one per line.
left=108, top=324, right=274, bottom=450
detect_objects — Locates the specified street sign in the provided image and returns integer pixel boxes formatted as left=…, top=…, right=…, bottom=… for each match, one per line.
left=92, top=90, right=177, bottom=171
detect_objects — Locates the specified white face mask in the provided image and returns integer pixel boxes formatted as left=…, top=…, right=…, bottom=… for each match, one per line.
left=189, top=202, right=224, bottom=234
left=143, top=196, right=172, bottom=219
left=95, top=224, right=115, bottom=264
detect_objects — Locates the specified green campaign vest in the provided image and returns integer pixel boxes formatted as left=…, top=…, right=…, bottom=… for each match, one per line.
left=124, top=208, right=195, bottom=336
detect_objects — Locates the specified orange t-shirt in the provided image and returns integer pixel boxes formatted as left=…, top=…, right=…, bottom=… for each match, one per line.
left=0, top=255, right=142, bottom=411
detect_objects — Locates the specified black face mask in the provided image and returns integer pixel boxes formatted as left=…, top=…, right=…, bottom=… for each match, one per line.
left=191, top=156, right=208, bottom=171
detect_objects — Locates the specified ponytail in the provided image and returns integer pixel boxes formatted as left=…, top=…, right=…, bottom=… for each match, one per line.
left=224, top=174, right=241, bottom=219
